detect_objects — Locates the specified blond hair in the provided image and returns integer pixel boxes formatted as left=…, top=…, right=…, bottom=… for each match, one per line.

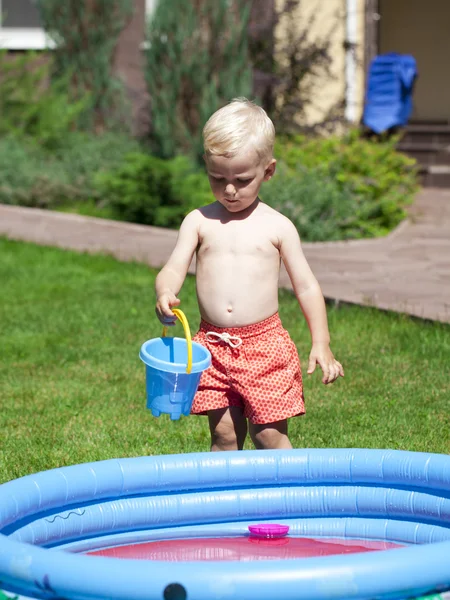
left=203, top=98, right=275, bottom=162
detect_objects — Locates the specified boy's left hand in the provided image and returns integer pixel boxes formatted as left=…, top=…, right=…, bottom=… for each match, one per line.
left=307, top=343, right=344, bottom=385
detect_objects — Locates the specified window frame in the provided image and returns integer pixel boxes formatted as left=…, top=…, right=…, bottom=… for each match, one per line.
left=0, top=0, right=55, bottom=49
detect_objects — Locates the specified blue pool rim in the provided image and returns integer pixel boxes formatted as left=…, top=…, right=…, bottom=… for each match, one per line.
left=1, top=448, right=450, bottom=600
left=139, top=337, right=211, bottom=374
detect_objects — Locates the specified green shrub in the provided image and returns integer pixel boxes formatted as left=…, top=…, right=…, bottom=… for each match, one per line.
left=273, top=130, right=419, bottom=237
left=168, top=156, right=214, bottom=214
left=1, top=126, right=417, bottom=242
left=261, top=167, right=362, bottom=242
left=0, top=135, right=212, bottom=224
left=0, top=134, right=140, bottom=208
left=0, top=138, right=81, bottom=207
left=0, top=50, right=90, bottom=150
left=0, top=138, right=48, bottom=193
left=52, top=132, right=141, bottom=183
left=94, top=153, right=213, bottom=227
left=94, top=153, right=179, bottom=227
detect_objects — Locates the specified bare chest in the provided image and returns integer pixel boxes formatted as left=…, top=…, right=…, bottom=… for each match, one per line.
left=198, top=222, right=279, bottom=259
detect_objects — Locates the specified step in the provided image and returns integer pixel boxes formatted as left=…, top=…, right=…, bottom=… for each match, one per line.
left=397, top=142, right=450, bottom=167
left=429, top=164, right=450, bottom=175
left=399, top=122, right=450, bottom=147
left=421, top=165, right=450, bottom=188
left=400, top=132, right=450, bottom=146
left=422, top=172, right=450, bottom=188
left=406, top=122, right=450, bottom=134
left=397, top=149, right=438, bottom=168
left=397, top=142, right=448, bottom=153
left=434, top=150, right=450, bottom=166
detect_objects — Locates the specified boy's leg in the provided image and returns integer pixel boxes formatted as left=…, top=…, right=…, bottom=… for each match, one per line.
left=208, top=407, right=248, bottom=451
left=248, top=419, right=293, bottom=450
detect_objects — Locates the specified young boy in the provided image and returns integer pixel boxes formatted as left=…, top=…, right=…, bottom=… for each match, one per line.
left=155, top=98, right=344, bottom=451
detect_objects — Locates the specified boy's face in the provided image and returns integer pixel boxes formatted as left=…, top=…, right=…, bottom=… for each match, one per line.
left=204, top=146, right=276, bottom=213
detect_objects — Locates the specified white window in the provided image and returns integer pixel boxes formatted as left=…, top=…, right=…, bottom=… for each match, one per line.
left=146, top=0, right=158, bottom=16
left=0, top=0, right=55, bottom=49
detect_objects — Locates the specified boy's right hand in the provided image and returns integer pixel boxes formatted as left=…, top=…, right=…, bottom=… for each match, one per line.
left=155, top=292, right=181, bottom=326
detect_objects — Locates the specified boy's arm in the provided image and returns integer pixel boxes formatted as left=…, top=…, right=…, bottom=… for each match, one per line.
left=279, top=217, right=344, bottom=384
left=155, top=211, right=200, bottom=325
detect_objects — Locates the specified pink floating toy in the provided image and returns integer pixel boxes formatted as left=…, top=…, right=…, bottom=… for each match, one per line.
left=248, top=524, right=290, bottom=538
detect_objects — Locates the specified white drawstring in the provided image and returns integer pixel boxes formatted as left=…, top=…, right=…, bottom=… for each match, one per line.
left=205, top=331, right=243, bottom=348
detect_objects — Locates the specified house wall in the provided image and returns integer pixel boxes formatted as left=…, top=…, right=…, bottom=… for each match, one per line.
left=2, top=0, right=377, bottom=135
left=274, top=0, right=366, bottom=128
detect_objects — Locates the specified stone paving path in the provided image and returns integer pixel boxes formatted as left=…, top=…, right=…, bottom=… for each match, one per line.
left=1, top=187, right=449, bottom=323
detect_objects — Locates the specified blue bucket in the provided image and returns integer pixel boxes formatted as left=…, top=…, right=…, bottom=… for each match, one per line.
left=139, top=310, right=211, bottom=420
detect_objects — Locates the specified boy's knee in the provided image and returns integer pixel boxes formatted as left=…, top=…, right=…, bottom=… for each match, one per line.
left=211, top=423, right=239, bottom=450
left=251, top=427, right=279, bottom=449
left=250, top=421, right=291, bottom=450
left=209, top=408, right=247, bottom=451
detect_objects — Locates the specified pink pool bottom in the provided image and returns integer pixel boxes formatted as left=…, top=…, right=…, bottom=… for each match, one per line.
left=88, top=537, right=403, bottom=561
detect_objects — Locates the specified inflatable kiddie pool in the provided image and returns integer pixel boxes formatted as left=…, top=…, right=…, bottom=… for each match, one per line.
left=1, top=448, right=450, bottom=600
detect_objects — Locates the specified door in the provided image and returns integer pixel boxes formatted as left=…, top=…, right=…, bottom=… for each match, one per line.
left=379, top=0, right=450, bottom=122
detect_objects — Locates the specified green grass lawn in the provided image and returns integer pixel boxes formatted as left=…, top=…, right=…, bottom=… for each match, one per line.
left=1, top=238, right=449, bottom=484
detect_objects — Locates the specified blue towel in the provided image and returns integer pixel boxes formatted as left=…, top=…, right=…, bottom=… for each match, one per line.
left=363, top=52, right=417, bottom=133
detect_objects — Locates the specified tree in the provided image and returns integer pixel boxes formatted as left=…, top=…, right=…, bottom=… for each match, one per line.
left=145, top=0, right=252, bottom=161
left=36, top=0, right=133, bottom=131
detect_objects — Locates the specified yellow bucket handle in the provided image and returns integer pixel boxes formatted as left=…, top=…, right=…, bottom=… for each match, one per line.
left=162, top=308, right=192, bottom=374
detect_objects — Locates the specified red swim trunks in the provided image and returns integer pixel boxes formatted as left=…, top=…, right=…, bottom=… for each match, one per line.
left=191, top=313, right=305, bottom=425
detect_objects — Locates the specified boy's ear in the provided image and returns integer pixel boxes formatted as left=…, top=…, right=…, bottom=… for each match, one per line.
left=264, top=159, right=277, bottom=181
